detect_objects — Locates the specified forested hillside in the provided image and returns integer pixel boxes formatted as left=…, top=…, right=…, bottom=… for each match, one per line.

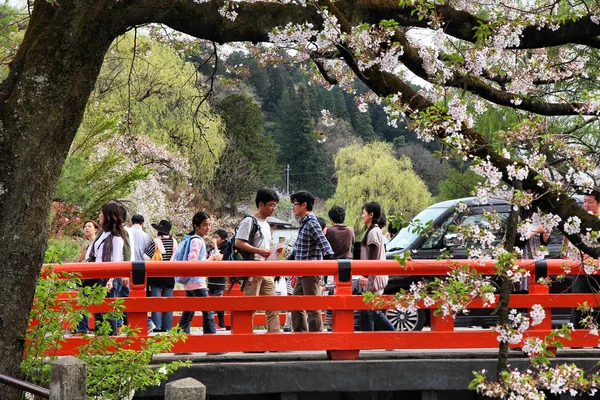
left=195, top=49, right=487, bottom=210
left=202, top=50, right=431, bottom=199
left=2, top=1, right=479, bottom=250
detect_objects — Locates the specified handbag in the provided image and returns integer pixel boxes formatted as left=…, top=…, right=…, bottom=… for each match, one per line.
left=151, top=237, right=165, bottom=261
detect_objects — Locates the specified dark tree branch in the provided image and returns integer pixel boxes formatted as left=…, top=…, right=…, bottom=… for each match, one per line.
left=391, top=30, right=587, bottom=115
left=312, top=58, right=338, bottom=85
left=120, top=1, right=600, bottom=51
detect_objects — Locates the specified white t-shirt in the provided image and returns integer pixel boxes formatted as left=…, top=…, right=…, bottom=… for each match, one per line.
left=86, top=231, right=124, bottom=262
left=236, top=216, right=272, bottom=261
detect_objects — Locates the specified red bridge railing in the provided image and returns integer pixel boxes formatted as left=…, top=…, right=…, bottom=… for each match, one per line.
left=34, top=259, right=598, bottom=360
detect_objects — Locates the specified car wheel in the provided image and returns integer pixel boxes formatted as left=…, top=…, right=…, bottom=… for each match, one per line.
left=386, top=308, right=425, bottom=331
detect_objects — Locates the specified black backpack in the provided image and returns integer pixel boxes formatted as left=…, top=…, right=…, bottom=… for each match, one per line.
left=227, top=216, right=263, bottom=290
left=227, top=215, right=263, bottom=261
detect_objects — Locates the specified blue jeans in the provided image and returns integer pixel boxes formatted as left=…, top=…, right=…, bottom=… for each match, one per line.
left=359, top=310, right=395, bottom=331
left=209, top=287, right=225, bottom=328
left=114, top=278, right=128, bottom=328
left=178, top=289, right=216, bottom=334
left=150, top=286, right=174, bottom=331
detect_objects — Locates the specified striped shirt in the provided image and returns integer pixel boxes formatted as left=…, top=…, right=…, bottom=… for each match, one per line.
left=146, top=237, right=175, bottom=261
left=147, top=236, right=176, bottom=288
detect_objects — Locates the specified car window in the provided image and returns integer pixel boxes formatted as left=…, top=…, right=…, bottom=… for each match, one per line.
left=387, top=207, right=449, bottom=251
left=461, top=213, right=508, bottom=247
left=421, top=211, right=509, bottom=250
left=421, top=212, right=460, bottom=249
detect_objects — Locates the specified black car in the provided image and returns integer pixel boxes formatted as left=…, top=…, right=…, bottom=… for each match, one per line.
left=382, top=197, right=579, bottom=332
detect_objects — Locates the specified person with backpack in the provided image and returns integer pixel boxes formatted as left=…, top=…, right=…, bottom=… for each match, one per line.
left=234, top=188, right=282, bottom=333
left=208, top=229, right=229, bottom=330
left=177, top=212, right=222, bottom=334
left=145, top=219, right=178, bottom=332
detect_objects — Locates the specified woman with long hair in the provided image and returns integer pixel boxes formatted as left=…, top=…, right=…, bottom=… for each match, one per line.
left=178, top=212, right=223, bottom=335
left=75, top=202, right=126, bottom=335
left=359, top=202, right=395, bottom=332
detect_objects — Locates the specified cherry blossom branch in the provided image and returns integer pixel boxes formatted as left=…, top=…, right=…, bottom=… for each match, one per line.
left=390, top=30, right=588, bottom=116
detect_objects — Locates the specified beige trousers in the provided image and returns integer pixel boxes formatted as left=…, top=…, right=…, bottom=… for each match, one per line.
left=244, top=276, right=281, bottom=332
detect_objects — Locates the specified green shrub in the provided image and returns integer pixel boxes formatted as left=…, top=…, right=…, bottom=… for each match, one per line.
left=45, top=237, right=85, bottom=263
left=22, top=266, right=189, bottom=399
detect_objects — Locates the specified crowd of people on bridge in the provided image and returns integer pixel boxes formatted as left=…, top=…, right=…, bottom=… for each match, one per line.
left=73, top=188, right=395, bottom=337
left=71, top=188, right=600, bottom=339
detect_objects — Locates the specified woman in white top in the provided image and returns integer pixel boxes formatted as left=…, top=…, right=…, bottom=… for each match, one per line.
left=76, top=202, right=126, bottom=335
left=358, top=202, right=395, bottom=332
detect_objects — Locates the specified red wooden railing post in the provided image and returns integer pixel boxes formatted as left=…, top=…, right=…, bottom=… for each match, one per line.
left=528, top=261, right=555, bottom=354
left=128, top=268, right=148, bottom=335
left=327, top=275, right=360, bottom=360
left=430, top=313, right=454, bottom=332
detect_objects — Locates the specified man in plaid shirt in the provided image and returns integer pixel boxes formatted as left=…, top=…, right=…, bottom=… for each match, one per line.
left=290, top=190, right=334, bottom=332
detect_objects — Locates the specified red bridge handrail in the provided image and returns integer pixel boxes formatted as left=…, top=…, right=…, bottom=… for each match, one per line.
left=42, top=259, right=595, bottom=279
left=32, top=259, right=598, bottom=360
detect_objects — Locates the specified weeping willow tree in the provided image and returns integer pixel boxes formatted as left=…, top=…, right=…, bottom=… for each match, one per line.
left=326, top=141, right=430, bottom=233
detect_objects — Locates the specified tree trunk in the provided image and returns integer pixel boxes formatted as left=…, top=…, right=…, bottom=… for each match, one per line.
left=496, top=183, right=521, bottom=377
left=0, top=1, right=121, bottom=397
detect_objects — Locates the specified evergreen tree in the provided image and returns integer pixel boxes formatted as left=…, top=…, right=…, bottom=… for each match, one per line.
left=273, top=83, right=298, bottom=166
left=215, top=94, right=280, bottom=185
left=369, top=103, right=411, bottom=143
left=262, top=67, right=287, bottom=116
left=332, top=86, right=350, bottom=121
left=345, top=92, right=376, bottom=141
left=273, top=84, right=334, bottom=198
left=247, top=58, right=270, bottom=101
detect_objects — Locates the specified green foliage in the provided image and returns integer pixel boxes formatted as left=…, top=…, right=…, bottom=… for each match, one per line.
left=345, top=92, right=375, bottom=142
left=474, top=105, right=521, bottom=147
left=274, top=84, right=334, bottom=197
left=379, top=19, right=399, bottom=30
left=211, top=94, right=281, bottom=214
left=216, top=94, right=280, bottom=185
left=22, top=266, right=189, bottom=399
left=435, top=165, right=483, bottom=202
left=327, top=141, right=430, bottom=234
left=80, top=329, right=188, bottom=400
left=103, top=34, right=224, bottom=184
left=54, top=110, right=150, bottom=211
left=55, top=32, right=226, bottom=215
left=0, top=2, right=26, bottom=81
left=472, top=21, right=491, bottom=44
left=204, top=48, right=416, bottom=201
left=45, top=238, right=85, bottom=263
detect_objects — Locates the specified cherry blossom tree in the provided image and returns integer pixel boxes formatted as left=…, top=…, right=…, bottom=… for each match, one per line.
left=3, top=0, right=600, bottom=397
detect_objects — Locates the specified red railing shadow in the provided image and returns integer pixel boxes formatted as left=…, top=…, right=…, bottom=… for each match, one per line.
left=33, top=259, right=599, bottom=360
